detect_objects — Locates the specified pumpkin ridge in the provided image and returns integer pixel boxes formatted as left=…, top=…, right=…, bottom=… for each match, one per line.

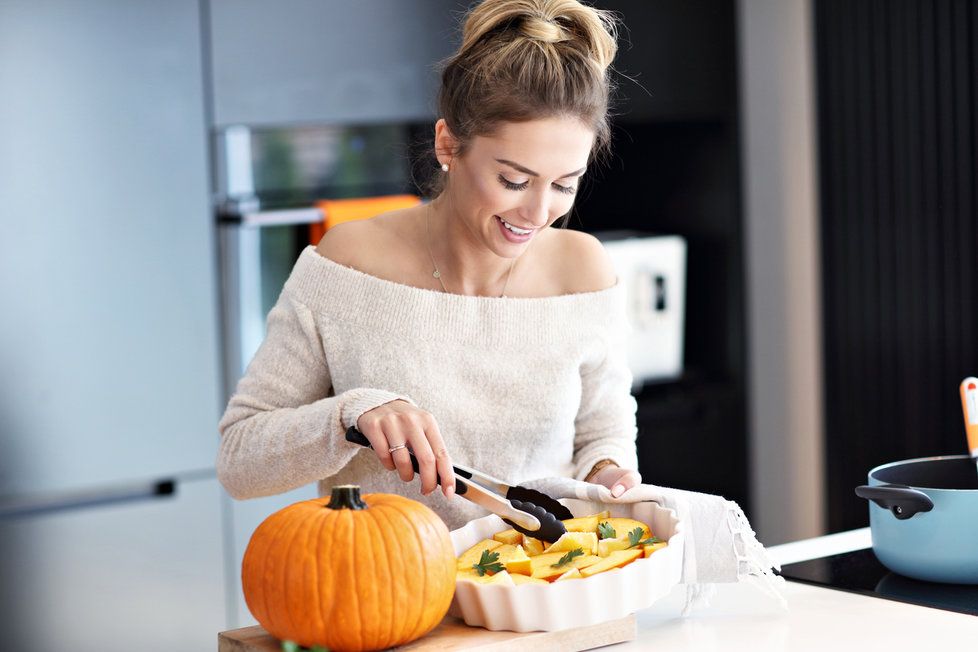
left=264, top=504, right=307, bottom=638
left=420, top=505, right=454, bottom=636
left=352, top=506, right=366, bottom=651
left=280, top=502, right=312, bottom=641
left=372, top=498, right=412, bottom=645
left=331, top=509, right=363, bottom=650
left=388, top=498, right=430, bottom=641
left=288, top=504, right=314, bottom=641
left=295, top=506, right=322, bottom=643
left=420, top=510, right=455, bottom=632
left=358, top=495, right=386, bottom=647
left=243, top=509, right=279, bottom=627
left=395, top=498, right=453, bottom=639
left=320, top=503, right=342, bottom=644
left=311, top=500, right=330, bottom=642
left=369, top=499, right=403, bottom=646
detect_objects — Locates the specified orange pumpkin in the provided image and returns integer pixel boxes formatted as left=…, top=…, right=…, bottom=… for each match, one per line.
left=242, top=484, right=456, bottom=651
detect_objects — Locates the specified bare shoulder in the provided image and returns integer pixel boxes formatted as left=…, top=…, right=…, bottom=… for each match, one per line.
left=314, top=207, right=422, bottom=279
left=545, top=228, right=617, bottom=294
left=315, top=218, right=374, bottom=269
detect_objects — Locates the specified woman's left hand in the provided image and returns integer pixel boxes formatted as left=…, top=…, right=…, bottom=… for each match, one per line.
left=588, top=465, right=642, bottom=498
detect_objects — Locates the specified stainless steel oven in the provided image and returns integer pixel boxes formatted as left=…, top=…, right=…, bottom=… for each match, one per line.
left=214, top=123, right=424, bottom=395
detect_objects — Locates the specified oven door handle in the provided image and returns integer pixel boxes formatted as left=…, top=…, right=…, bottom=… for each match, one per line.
left=218, top=207, right=324, bottom=228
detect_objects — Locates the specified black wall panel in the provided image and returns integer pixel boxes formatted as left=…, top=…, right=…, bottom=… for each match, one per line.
left=574, top=0, right=748, bottom=513
left=815, top=0, right=978, bottom=532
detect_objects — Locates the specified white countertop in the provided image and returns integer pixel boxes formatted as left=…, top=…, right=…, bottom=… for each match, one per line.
left=611, top=528, right=978, bottom=651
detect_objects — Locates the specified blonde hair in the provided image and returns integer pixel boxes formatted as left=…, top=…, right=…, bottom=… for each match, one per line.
left=428, top=0, right=621, bottom=198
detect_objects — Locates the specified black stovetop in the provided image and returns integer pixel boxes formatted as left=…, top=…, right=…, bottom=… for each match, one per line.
left=779, top=548, right=978, bottom=617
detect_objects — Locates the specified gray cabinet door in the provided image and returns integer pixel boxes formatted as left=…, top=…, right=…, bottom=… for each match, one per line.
left=0, top=0, right=221, bottom=494
left=0, top=477, right=226, bottom=651
left=208, top=0, right=459, bottom=127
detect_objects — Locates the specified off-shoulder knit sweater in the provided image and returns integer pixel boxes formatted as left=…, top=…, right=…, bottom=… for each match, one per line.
left=217, top=245, right=639, bottom=530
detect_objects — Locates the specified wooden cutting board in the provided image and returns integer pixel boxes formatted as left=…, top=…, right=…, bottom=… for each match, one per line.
left=218, top=614, right=636, bottom=652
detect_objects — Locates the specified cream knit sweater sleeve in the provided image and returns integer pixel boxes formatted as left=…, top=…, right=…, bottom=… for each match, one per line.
left=571, top=320, right=639, bottom=481
left=216, top=288, right=413, bottom=499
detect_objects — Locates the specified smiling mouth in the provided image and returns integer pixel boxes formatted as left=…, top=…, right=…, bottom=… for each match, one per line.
left=496, top=216, right=534, bottom=235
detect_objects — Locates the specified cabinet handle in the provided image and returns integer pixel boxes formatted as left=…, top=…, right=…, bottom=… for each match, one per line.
left=0, top=479, right=176, bottom=519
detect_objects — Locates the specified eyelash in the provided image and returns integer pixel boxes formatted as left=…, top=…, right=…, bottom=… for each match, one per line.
left=498, top=175, right=577, bottom=195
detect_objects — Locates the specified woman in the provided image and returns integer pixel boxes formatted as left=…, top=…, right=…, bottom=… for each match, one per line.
left=217, top=0, right=642, bottom=530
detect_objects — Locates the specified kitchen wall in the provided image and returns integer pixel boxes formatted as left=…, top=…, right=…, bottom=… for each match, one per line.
left=815, top=0, right=978, bottom=532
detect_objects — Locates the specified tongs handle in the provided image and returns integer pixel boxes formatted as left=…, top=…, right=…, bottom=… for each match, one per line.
left=344, top=426, right=468, bottom=494
left=345, top=427, right=504, bottom=493
left=343, top=427, right=542, bottom=532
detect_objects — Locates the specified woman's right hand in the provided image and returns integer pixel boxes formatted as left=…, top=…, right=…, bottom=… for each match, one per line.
left=356, top=400, right=455, bottom=498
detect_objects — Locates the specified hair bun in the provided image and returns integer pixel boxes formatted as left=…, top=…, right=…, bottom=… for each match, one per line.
left=457, top=1, right=618, bottom=71
left=520, top=16, right=569, bottom=43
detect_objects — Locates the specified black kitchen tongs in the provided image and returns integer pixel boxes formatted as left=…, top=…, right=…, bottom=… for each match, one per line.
left=345, top=427, right=571, bottom=541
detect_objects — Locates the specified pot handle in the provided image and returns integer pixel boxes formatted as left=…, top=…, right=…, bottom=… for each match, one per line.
left=854, top=484, right=934, bottom=520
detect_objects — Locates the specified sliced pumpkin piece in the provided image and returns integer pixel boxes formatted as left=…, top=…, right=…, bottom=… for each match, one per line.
left=580, top=548, right=643, bottom=578
left=597, top=537, right=632, bottom=558
left=544, top=531, right=598, bottom=556
left=561, top=515, right=600, bottom=533
left=457, top=569, right=516, bottom=585
left=529, top=551, right=603, bottom=581
left=522, top=535, right=546, bottom=556
left=456, top=539, right=503, bottom=570
left=554, top=567, right=583, bottom=581
left=601, top=517, right=651, bottom=540
left=504, top=544, right=532, bottom=576
left=492, top=528, right=523, bottom=545
left=487, top=543, right=518, bottom=565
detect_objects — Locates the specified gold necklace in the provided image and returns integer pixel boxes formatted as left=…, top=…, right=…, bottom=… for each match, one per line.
left=425, top=203, right=515, bottom=297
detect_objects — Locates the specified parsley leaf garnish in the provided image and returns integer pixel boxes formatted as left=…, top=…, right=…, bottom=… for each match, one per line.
left=597, top=521, right=616, bottom=540
left=472, top=549, right=505, bottom=576
left=551, top=547, right=585, bottom=568
left=627, top=526, right=664, bottom=549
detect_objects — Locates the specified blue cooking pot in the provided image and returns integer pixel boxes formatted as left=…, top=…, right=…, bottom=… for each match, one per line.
left=855, top=455, right=978, bottom=584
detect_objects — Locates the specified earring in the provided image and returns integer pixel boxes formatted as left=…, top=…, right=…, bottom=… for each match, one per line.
left=441, top=163, right=449, bottom=172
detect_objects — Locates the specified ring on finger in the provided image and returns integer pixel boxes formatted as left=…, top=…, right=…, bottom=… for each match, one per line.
left=388, top=443, right=408, bottom=454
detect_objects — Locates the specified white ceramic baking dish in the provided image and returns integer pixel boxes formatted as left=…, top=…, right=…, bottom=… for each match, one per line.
left=449, top=497, right=684, bottom=632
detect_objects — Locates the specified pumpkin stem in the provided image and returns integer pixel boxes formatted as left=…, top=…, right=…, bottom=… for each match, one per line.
left=327, top=484, right=367, bottom=510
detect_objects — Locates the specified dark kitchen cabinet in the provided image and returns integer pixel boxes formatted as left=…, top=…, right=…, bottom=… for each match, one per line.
left=602, top=0, right=739, bottom=121
left=206, top=0, right=460, bottom=127
left=636, top=381, right=747, bottom=508
left=572, top=1, right=749, bottom=515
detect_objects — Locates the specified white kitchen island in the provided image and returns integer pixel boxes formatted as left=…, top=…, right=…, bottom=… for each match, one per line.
left=613, top=528, right=977, bottom=650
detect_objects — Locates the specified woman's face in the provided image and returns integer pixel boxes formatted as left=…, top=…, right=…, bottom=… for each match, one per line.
left=439, top=115, right=595, bottom=257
